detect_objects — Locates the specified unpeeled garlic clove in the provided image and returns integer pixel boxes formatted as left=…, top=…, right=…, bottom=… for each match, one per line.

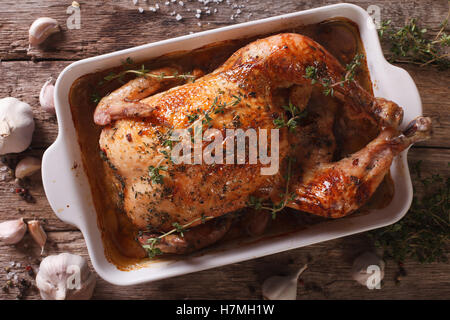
left=29, top=17, right=60, bottom=47
left=39, top=78, right=55, bottom=114
left=0, top=218, right=27, bottom=244
left=15, top=156, right=41, bottom=179
left=28, top=220, right=47, bottom=254
left=351, top=252, right=385, bottom=288
left=262, top=264, right=308, bottom=300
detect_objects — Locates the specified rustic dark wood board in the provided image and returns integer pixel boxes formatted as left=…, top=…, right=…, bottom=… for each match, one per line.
left=0, top=0, right=449, bottom=300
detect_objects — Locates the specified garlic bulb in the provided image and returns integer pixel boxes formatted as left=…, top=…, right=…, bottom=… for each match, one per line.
left=39, top=78, right=55, bottom=114
left=28, top=220, right=47, bottom=254
left=0, top=218, right=27, bottom=244
left=36, top=253, right=96, bottom=300
left=351, top=252, right=385, bottom=289
left=15, top=156, right=41, bottom=179
left=0, top=97, right=35, bottom=155
left=29, top=17, right=60, bottom=47
left=262, top=264, right=307, bottom=300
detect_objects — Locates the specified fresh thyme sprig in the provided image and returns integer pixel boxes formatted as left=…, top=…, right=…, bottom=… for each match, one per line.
left=141, top=215, right=214, bottom=258
left=273, top=101, right=308, bottom=132
left=378, top=14, right=450, bottom=69
left=303, top=53, right=365, bottom=96
left=247, top=157, right=296, bottom=219
left=104, top=64, right=197, bottom=82
left=368, top=161, right=449, bottom=263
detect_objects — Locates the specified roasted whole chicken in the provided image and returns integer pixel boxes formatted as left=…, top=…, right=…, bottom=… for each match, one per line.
left=94, top=33, right=432, bottom=255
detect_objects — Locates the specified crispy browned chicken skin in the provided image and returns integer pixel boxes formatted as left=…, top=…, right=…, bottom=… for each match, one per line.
left=94, top=33, right=431, bottom=254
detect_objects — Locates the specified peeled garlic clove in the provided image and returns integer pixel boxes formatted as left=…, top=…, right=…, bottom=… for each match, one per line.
left=28, top=220, right=47, bottom=254
left=351, top=252, right=385, bottom=288
left=262, top=264, right=307, bottom=300
left=29, top=17, right=60, bottom=47
left=36, top=253, right=96, bottom=300
left=0, top=218, right=27, bottom=244
left=39, top=78, right=55, bottom=114
left=0, top=97, right=35, bottom=155
left=15, top=156, right=41, bottom=179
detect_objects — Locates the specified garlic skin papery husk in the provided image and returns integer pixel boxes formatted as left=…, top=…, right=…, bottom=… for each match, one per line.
left=15, top=156, right=41, bottom=179
left=29, top=17, right=60, bottom=47
left=262, top=264, right=308, bottom=300
left=0, top=218, right=27, bottom=244
left=0, top=97, right=35, bottom=155
left=36, top=253, right=96, bottom=300
left=39, top=78, right=55, bottom=114
left=27, top=220, right=47, bottom=254
left=351, top=252, right=385, bottom=288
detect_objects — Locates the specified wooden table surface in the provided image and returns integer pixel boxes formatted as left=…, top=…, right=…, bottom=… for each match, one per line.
left=0, top=0, right=449, bottom=300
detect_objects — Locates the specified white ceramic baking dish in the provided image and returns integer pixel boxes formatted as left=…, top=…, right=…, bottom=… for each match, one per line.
left=42, top=3, right=422, bottom=285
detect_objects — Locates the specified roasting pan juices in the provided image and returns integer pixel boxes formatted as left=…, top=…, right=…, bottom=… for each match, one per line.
left=43, top=4, right=423, bottom=285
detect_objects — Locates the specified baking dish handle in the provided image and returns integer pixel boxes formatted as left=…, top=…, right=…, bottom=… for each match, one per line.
left=41, top=138, right=89, bottom=229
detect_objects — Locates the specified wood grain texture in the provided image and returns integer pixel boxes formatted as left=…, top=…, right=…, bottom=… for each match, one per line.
left=0, top=0, right=449, bottom=300
left=0, top=0, right=449, bottom=60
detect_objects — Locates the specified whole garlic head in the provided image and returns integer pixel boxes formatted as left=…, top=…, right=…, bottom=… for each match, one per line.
left=351, top=252, right=385, bottom=289
left=0, top=97, right=35, bottom=155
left=0, top=218, right=27, bottom=244
left=36, top=253, right=96, bottom=300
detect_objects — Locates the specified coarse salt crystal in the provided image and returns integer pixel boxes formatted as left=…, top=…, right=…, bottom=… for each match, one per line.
left=175, top=13, right=183, bottom=20
left=179, top=1, right=184, bottom=6
left=195, top=13, right=201, bottom=18
left=133, top=0, right=138, bottom=5
left=138, top=7, right=144, bottom=13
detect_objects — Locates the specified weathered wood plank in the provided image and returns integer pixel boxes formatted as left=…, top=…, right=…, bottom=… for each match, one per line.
left=0, top=0, right=448, bottom=60
left=0, top=230, right=448, bottom=300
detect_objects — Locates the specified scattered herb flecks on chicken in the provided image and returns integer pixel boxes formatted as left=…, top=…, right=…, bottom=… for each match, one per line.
left=378, top=13, right=450, bottom=69
left=368, top=161, right=449, bottom=264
